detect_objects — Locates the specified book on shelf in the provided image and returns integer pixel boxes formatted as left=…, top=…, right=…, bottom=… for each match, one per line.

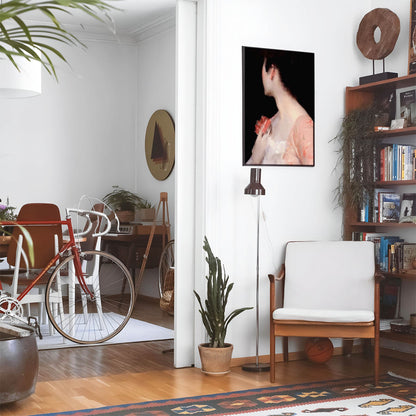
left=351, top=233, right=408, bottom=272
left=379, top=192, right=400, bottom=223
left=402, top=243, right=416, bottom=270
left=384, top=241, right=416, bottom=273
left=399, top=193, right=416, bottom=224
left=379, top=144, right=416, bottom=182
left=379, top=236, right=403, bottom=271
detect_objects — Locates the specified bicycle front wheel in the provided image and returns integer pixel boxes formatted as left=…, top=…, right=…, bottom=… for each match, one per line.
left=45, top=250, right=135, bottom=344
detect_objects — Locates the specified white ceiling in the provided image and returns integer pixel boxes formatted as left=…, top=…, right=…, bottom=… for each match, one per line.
left=102, top=0, right=176, bottom=35
left=26, top=0, right=176, bottom=39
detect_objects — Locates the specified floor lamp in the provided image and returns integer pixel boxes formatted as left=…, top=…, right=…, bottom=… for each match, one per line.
left=242, top=168, right=269, bottom=372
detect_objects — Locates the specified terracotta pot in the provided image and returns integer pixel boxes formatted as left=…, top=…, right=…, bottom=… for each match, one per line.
left=198, top=343, right=233, bottom=376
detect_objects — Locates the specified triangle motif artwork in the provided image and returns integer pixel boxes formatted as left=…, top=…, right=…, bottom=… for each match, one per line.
left=151, top=122, right=167, bottom=164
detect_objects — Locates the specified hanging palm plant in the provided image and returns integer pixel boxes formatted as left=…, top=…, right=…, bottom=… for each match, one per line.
left=0, top=0, right=116, bottom=79
left=333, top=106, right=378, bottom=210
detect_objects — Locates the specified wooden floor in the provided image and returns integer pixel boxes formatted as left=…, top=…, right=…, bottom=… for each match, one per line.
left=1, top=300, right=415, bottom=416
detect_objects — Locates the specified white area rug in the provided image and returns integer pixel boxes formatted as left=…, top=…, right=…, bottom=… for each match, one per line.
left=36, top=314, right=174, bottom=350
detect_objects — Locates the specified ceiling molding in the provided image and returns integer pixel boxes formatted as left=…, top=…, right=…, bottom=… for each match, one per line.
left=129, top=11, right=176, bottom=43
left=21, top=8, right=176, bottom=45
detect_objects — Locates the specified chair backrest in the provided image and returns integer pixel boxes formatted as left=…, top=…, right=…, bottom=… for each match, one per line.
left=283, top=241, right=375, bottom=311
left=7, top=203, right=63, bottom=269
left=80, top=203, right=104, bottom=252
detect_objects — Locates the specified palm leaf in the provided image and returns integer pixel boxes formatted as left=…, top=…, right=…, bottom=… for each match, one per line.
left=0, top=0, right=118, bottom=79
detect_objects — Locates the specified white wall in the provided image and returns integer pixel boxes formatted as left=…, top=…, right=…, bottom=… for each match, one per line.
left=0, top=26, right=176, bottom=298
left=0, top=39, right=138, bottom=213
left=135, top=26, right=177, bottom=297
left=135, top=28, right=176, bottom=214
left=191, top=0, right=411, bottom=363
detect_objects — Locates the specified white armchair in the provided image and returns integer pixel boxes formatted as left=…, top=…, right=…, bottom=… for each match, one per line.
left=269, top=241, right=381, bottom=385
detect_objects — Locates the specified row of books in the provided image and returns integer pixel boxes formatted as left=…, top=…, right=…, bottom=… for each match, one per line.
left=352, top=233, right=416, bottom=273
left=360, top=191, right=416, bottom=224
left=379, top=144, right=416, bottom=181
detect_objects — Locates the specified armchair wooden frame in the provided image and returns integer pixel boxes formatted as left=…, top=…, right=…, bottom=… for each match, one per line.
left=269, top=244, right=382, bottom=386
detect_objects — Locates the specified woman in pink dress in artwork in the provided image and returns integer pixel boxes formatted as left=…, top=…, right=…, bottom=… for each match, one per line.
left=247, top=53, right=314, bottom=166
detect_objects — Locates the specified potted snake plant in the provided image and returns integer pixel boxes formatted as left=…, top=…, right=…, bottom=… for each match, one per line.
left=194, top=237, right=252, bottom=375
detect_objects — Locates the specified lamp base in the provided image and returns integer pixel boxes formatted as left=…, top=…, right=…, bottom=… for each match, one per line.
left=242, top=362, right=270, bottom=372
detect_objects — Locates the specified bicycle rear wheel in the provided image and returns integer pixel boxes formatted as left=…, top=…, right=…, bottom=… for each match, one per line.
left=158, top=240, right=174, bottom=297
left=45, top=250, right=135, bottom=344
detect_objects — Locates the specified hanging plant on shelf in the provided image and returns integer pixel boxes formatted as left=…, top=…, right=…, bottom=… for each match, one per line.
left=332, top=106, right=378, bottom=211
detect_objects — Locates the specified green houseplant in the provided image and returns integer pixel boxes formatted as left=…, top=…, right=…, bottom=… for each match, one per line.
left=333, top=106, right=378, bottom=212
left=194, top=237, right=252, bottom=375
left=103, top=186, right=152, bottom=223
left=0, top=0, right=115, bottom=79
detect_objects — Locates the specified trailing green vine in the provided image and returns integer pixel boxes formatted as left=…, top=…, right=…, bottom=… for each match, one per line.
left=333, top=106, right=378, bottom=211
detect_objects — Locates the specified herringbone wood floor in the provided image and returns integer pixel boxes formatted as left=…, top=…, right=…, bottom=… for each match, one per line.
left=1, top=299, right=415, bottom=416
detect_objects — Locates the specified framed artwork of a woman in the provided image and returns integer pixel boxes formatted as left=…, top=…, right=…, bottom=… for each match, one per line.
left=242, top=46, right=315, bottom=166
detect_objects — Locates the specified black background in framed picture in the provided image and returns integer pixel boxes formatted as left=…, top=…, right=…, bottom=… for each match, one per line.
left=242, top=46, right=315, bottom=166
left=409, top=0, right=416, bottom=74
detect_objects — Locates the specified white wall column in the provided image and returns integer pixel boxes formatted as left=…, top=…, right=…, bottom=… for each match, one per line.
left=174, top=0, right=198, bottom=367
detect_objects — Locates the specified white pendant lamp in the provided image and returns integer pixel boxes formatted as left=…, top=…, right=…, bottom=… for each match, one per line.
left=0, top=56, right=41, bottom=98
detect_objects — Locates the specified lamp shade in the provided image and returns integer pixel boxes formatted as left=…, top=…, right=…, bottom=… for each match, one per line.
left=244, top=168, right=265, bottom=196
left=0, top=57, right=41, bottom=98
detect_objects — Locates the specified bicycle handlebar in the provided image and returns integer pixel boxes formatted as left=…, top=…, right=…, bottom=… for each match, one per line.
left=66, top=208, right=112, bottom=238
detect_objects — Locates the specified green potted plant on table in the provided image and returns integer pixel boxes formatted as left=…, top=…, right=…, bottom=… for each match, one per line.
left=194, top=237, right=252, bottom=375
left=103, top=186, right=147, bottom=223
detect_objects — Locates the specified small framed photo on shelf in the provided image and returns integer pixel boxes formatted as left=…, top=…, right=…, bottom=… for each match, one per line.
left=395, top=86, right=416, bottom=127
left=399, top=193, right=416, bottom=223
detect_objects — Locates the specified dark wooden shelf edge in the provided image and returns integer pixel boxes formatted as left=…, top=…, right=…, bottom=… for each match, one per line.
left=382, top=271, right=416, bottom=281
left=380, top=330, right=416, bottom=344
left=374, top=126, right=416, bottom=137
left=375, top=180, right=416, bottom=186
left=347, top=73, right=416, bottom=91
left=350, top=222, right=416, bottom=228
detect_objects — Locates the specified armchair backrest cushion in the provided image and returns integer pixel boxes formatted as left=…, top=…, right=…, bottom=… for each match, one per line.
left=283, top=241, right=375, bottom=311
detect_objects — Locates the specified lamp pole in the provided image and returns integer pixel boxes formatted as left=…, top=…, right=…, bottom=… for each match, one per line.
left=242, top=168, right=269, bottom=372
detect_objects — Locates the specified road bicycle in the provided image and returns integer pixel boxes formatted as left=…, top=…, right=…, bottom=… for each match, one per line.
left=0, top=207, right=135, bottom=344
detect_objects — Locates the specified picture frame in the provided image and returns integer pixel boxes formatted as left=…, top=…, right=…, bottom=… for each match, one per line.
left=395, top=86, right=416, bottom=127
left=242, top=46, right=315, bottom=166
left=399, top=193, right=416, bottom=223
left=409, top=0, right=416, bottom=74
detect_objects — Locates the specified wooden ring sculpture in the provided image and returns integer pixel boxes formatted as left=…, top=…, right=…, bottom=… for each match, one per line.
left=356, top=8, right=400, bottom=60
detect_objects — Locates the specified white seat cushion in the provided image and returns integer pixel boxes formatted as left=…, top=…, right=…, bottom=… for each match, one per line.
left=273, top=307, right=374, bottom=323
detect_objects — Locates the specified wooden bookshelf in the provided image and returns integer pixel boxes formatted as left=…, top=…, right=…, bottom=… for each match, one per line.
left=344, top=74, right=416, bottom=349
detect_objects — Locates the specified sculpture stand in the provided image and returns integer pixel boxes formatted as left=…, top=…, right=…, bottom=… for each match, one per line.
left=359, top=59, right=397, bottom=85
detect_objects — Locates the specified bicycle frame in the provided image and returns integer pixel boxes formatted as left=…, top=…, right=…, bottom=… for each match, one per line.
left=0, top=216, right=93, bottom=303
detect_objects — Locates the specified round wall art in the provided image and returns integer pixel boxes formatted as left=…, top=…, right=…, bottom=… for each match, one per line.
left=145, top=110, right=175, bottom=181
left=356, top=8, right=400, bottom=60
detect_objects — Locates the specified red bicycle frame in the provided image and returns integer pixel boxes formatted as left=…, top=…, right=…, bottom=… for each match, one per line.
left=0, top=216, right=94, bottom=301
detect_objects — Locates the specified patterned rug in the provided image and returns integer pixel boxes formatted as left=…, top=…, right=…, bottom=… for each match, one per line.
left=31, top=373, right=415, bottom=416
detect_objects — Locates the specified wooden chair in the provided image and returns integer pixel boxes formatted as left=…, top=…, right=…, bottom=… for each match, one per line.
left=0, top=203, right=63, bottom=324
left=269, top=241, right=381, bottom=385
